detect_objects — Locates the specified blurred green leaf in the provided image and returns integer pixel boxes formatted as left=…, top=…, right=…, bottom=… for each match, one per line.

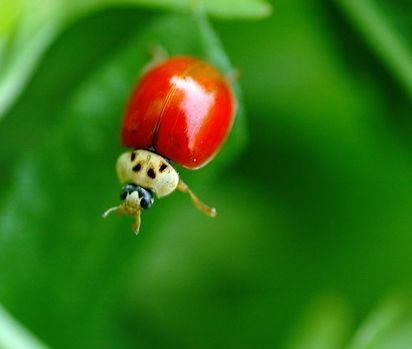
left=283, top=297, right=351, bottom=349
left=0, top=0, right=22, bottom=36
left=113, top=0, right=273, bottom=18
left=0, top=304, right=49, bottom=349
left=346, top=297, right=412, bottom=349
left=336, top=0, right=412, bottom=97
left=370, top=317, right=412, bottom=349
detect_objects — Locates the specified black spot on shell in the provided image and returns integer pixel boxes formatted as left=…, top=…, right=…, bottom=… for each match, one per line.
left=159, top=163, right=168, bottom=172
left=130, top=152, right=136, bottom=162
left=147, top=168, right=156, bottom=179
left=132, top=163, right=141, bottom=172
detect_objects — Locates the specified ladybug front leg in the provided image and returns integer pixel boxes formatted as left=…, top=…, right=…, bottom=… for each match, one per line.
left=177, top=179, right=217, bottom=218
left=102, top=205, right=125, bottom=219
left=132, top=209, right=142, bottom=235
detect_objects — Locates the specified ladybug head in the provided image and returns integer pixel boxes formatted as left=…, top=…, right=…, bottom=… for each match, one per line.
left=120, top=183, right=154, bottom=210
left=102, top=182, right=153, bottom=235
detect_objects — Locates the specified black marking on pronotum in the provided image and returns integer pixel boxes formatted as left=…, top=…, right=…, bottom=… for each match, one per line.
left=132, top=163, right=141, bottom=172
left=159, top=163, right=168, bottom=172
left=130, top=152, right=136, bottom=162
left=147, top=168, right=156, bottom=179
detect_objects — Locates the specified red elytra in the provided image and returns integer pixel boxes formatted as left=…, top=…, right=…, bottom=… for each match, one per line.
left=121, top=56, right=235, bottom=169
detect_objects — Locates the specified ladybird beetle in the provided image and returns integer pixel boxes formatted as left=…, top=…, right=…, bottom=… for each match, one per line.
left=103, top=56, right=236, bottom=233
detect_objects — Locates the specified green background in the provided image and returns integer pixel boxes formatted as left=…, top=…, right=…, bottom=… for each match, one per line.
left=0, top=0, right=411, bottom=348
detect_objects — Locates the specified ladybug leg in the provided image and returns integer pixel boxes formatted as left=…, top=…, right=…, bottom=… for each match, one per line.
left=102, top=205, right=125, bottom=219
left=177, top=179, right=217, bottom=217
left=103, top=203, right=142, bottom=235
left=132, top=209, right=142, bottom=235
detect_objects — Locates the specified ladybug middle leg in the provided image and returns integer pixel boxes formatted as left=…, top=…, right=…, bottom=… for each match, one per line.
left=177, top=179, right=217, bottom=218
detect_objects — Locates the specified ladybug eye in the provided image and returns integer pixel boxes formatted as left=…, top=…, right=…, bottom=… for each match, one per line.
left=137, top=187, right=154, bottom=209
left=130, top=152, right=136, bottom=162
left=140, top=197, right=151, bottom=209
left=120, top=183, right=138, bottom=200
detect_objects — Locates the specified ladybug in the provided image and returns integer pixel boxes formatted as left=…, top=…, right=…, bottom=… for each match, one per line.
left=103, top=55, right=236, bottom=233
